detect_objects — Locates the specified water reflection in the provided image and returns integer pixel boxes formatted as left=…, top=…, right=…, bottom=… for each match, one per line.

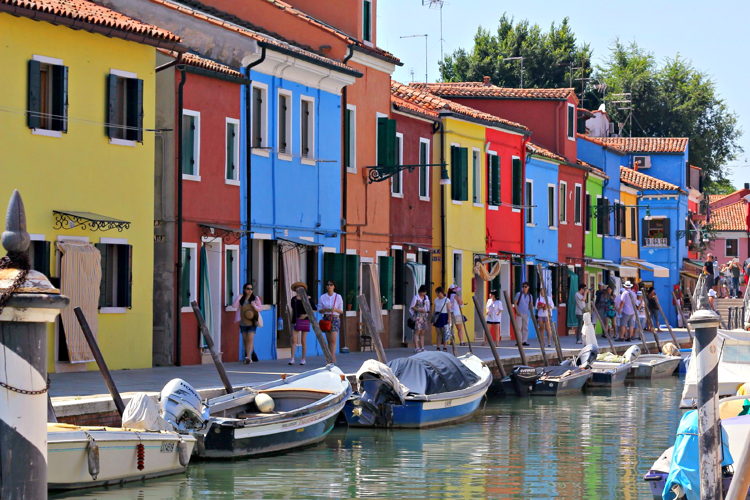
left=53, top=378, right=682, bottom=499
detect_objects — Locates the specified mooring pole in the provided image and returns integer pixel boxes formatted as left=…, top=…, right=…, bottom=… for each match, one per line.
left=690, top=275, right=722, bottom=500
left=0, top=191, right=69, bottom=499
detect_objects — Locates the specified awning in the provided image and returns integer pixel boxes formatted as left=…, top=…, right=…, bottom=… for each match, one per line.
left=680, top=270, right=700, bottom=280
left=586, top=258, right=619, bottom=271
left=199, top=223, right=250, bottom=242
left=621, top=258, right=670, bottom=278
left=53, top=210, right=130, bottom=232
left=619, top=266, right=639, bottom=278
left=277, top=236, right=323, bottom=247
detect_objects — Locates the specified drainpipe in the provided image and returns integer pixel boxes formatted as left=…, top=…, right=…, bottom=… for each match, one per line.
left=439, top=119, right=446, bottom=288
left=244, top=46, right=267, bottom=284
left=174, top=66, right=186, bottom=366
left=341, top=46, right=354, bottom=253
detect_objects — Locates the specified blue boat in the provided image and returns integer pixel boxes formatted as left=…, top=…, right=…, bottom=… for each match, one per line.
left=343, top=352, right=492, bottom=429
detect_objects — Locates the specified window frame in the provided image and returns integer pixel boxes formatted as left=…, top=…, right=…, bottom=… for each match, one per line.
left=28, top=55, right=67, bottom=137
left=574, top=183, right=583, bottom=226
left=181, top=109, right=201, bottom=181
left=559, top=180, right=568, bottom=224
left=251, top=82, right=269, bottom=156
left=525, top=179, right=534, bottom=225
left=180, top=242, right=198, bottom=313
left=107, top=69, right=142, bottom=146
left=486, top=151, right=499, bottom=209
left=362, top=0, right=372, bottom=43
left=345, top=104, right=357, bottom=173
left=511, top=156, right=522, bottom=212
left=225, top=244, right=240, bottom=309
left=300, top=95, right=315, bottom=164
left=277, top=89, right=293, bottom=159
left=726, top=238, right=739, bottom=257
left=547, top=183, right=557, bottom=229
left=472, top=147, right=482, bottom=205
left=225, top=117, right=240, bottom=185
left=391, top=132, right=404, bottom=197
left=418, top=137, right=430, bottom=201
left=643, top=216, right=670, bottom=247
left=567, top=103, right=575, bottom=140
left=97, top=237, right=132, bottom=313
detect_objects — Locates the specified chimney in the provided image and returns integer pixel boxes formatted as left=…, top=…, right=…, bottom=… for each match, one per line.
left=482, top=76, right=491, bottom=86
left=745, top=182, right=749, bottom=190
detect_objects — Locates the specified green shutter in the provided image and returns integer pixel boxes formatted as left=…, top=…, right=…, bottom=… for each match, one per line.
left=126, top=78, right=144, bottom=142
left=51, top=65, right=68, bottom=132
left=95, top=243, right=109, bottom=307
left=226, top=122, right=236, bottom=179
left=490, top=155, right=500, bottom=205
left=377, top=116, right=397, bottom=167
left=106, top=74, right=118, bottom=137
left=362, top=0, right=371, bottom=41
left=512, top=158, right=521, bottom=206
left=379, top=255, right=394, bottom=311
left=450, top=146, right=460, bottom=200
left=459, top=147, right=469, bottom=201
left=324, top=253, right=346, bottom=305
left=345, top=254, right=360, bottom=310
left=181, top=247, right=191, bottom=307
left=27, top=60, right=41, bottom=129
left=226, top=250, right=234, bottom=306
left=32, top=241, right=51, bottom=277
left=182, top=114, right=195, bottom=175
left=117, top=245, right=133, bottom=308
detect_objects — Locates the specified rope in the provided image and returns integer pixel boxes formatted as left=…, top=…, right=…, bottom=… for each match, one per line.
left=473, top=258, right=501, bottom=282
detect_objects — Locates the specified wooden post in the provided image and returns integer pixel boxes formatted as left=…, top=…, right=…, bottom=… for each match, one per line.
left=623, top=291, right=650, bottom=354
left=472, top=294, right=506, bottom=378
left=358, top=294, right=387, bottom=364
left=535, top=265, right=563, bottom=362
left=641, top=300, right=662, bottom=352
left=296, top=287, right=333, bottom=364
left=501, top=290, right=529, bottom=366
left=654, top=294, right=680, bottom=345
left=672, top=290, right=693, bottom=340
left=590, top=302, right=615, bottom=351
left=74, top=307, right=125, bottom=416
left=190, top=301, right=233, bottom=395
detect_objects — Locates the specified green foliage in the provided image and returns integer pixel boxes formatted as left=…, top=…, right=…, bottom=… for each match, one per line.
left=597, top=41, right=742, bottom=182
left=703, top=177, right=736, bottom=195
left=439, top=14, right=592, bottom=89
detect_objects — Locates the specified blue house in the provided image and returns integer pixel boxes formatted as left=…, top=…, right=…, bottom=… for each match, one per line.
left=240, top=44, right=359, bottom=360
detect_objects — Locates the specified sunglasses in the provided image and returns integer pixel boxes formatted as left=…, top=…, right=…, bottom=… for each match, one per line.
left=245, top=287, right=253, bottom=291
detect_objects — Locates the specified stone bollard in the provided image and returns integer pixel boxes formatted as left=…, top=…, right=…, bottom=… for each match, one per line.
left=689, top=274, right=722, bottom=500
left=0, top=191, right=68, bottom=500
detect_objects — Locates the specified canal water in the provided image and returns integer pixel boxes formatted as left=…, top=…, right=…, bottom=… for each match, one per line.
left=53, top=377, right=683, bottom=499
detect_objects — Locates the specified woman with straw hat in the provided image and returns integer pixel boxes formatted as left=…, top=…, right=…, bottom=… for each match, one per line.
left=289, top=281, right=314, bottom=365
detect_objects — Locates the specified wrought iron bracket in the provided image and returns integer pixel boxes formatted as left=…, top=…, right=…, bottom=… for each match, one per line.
left=199, top=224, right=249, bottom=243
left=53, top=211, right=130, bottom=232
left=366, top=163, right=446, bottom=184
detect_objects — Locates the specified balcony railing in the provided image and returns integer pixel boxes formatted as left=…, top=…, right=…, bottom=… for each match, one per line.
left=644, top=237, right=669, bottom=247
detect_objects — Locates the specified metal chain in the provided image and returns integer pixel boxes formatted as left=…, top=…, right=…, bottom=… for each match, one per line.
left=0, top=251, right=30, bottom=316
left=0, top=378, right=49, bottom=395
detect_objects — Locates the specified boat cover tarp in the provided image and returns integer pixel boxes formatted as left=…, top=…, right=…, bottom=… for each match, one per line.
left=386, top=351, right=479, bottom=396
left=662, top=410, right=733, bottom=500
left=122, top=392, right=172, bottom=431
left=355, top=359, right=410, bottom=402
left=682, top=329, right=750, bottom=404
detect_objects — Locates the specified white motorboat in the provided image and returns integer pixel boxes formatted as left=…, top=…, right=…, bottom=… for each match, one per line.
left=48, top=423, right=195, bottom=490
left=588, top=346, right=639, bottom=387
left=628, top=353, right=681, bottom=379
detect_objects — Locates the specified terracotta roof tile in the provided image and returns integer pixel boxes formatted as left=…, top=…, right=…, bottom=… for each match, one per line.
left=411, top=82, right=575, bottom=100
left=578, top=159, right=609, bottom=179
left=391, top=81, right=528, bottom=132
left=587, top=136, right=688, bottom=154
left=576, top=133, right=627, bottom=154
left=708, top=194, right=731, bottom=204
left=526, top=142, right=565, bottom=163
left=1, top=0, right=180, bottom=43
left=159, top=49, right=244, bottom=79
left=620, top=166, right=683, bottom=192
left=710, top=200, right=748, bottom=231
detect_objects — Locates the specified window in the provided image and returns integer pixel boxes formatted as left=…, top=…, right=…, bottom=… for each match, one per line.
left=107, top=71, right=143, bottom=142
left=180, top=244, right=197, bottom=310
left=391, top=132, right=403, bottom=196
left=525, top=180, right=533, bottom=224
left=487, top=153, right=500, bottom=206
left=379, top=255, right=394, bottom=310
left=450, top=145, right=468, bottom=201
left=225, top=246, right=240, bottom=307
left=642, top=218, right=670, bottom=247
left=453, top=252, right=462, bottom=288
left=472, top=149, right=481, bottom=204
left=559, top=181, right=567, bottom=224
left=278, top=91, right=292, bottom=156
left=29, top=239, right=51, bottom=277
left=345, top=105, right=356, bottom=172
left=377, top=115, right=397, bottom=166
left=595, top=196, right=604, bottom=235
left=323, top=252, right=360, bottom=311
left=630, top=207, right=637, bottom=241
left=27, top=57, right=67, bottom=134
left=181, top=110, right=200, bottom=178
left=567, top=103, right=575, bottom=140
left=613, top=202, right=620, bottom=237
left=251, top=239, right=277, bottom=305
left=547, top=184, right=556, bottom=228
left=574, top=184, right=582, bottom=225
left=251, top=84, right=267, bottom=150
left=726, top=239, right=739, bottom=257
left=419, top=138, right=430, bottom=200
left=511, top=157, right=522, bottom=209
left=300, top=97, right=314, bottom=160
left=362, top=0, right=372, bottom=42
left=585, top=193, right=591, bottom=232
left=96, top=241, right=133, bottom=309
left=225, top=118, right=239, bottom=182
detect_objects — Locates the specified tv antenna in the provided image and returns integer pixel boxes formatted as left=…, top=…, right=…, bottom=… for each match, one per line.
left=503, top=56, right=524, bottom=87
left=610, top=93, right=633, bottom=137
left=400, top=34, right=428, bottom=82
left=422, top=0, right=445, bottom=61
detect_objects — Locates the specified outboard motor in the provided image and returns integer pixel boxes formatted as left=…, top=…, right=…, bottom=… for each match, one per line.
left=159, top=378, right=207, bottom=432
left=575, top=344, right=599, bottom=369
left=623, top=344, right=641, bottom=363
left=502, top=365, right=542, bottom=396
left=352, top=373, right=403, bottom=427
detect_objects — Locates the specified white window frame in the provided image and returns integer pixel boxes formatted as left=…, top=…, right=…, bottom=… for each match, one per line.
left=452, top=250, right=463, bottom=288
left=547, top=183, right=557, bottom=229
left=391, top=132, right=404, bottom=197
left=300, top=95, right=315, bottom=164
left=225, top=117, right=240, bottom=185
left=251, top=82, right=269, bottom=157
left=181, top=109, right=201, bottom=181
left=472, top=147, right=482, bottom=206
left=181, top=242, right=198, bottom=313
left=567, top=102, right=576, bottom=141
left=225, top=244, right=240, bottom=310
left=559, top=180, right=568, bottom=224
left=574, top=183, right=583, bottom=226
left=726, top=238, right=739, bottom=257
left=31, top=55, right=65, bottom=138
left=277, top=89, right=293, bottom=160
left=418, top=137, right=430, bottom=201
left=346, top=104, right=357, bottom=173
left=362, top=0, right=373, bottom=43
left=108, top=69, right=139, bottom=147
left=98, top=236, right=130, bottom=314
left=525, top=179, right=534, bottom=226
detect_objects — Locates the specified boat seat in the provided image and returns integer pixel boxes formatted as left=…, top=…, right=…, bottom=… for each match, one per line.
left=261, top=388, right=334, bottom=395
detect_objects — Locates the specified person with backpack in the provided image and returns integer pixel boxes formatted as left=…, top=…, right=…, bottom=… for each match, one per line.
left=513, top=282, right=533, bottom=347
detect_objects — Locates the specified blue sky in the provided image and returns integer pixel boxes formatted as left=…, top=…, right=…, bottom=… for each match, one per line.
left=377, top=0, right=749, bottom=188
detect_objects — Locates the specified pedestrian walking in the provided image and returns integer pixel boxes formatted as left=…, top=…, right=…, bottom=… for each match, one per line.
left=485, top=290, right=503, bottom=344
left=319, top=280, right=343, bottom=364
left=647, top=287, right=661, bottom=332
left=448, top=285, right=467, bottom=345
left=289, top=281, right=314, bottom=366
left=636, top=290, right=648, bottom=331
left=432, top=287, right=451, bottom=351
left=616, top=281, right=637, bottom=342
left=729, top=259, right=741, bottom=298
left=712, top=255, right=721, bottom=292
left=233, top=283, right=263, bottom=364
left=594, top=283, right=608, bottom=331
left=703, top=253, right=716, bottom=290
left=536, top=287, right=555, bottom=347
left=603, top=286, right=617, bottom=338
left=409, top=285, right=430, bottom=352
left=574, top=284, right=588, bottom=344
left=513, top=282, right=533, bottom=346
left=719, top=261, right=731, bottom=298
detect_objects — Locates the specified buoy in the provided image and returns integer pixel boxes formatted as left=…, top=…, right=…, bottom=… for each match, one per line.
left=256, top=393, right=275, bottom=413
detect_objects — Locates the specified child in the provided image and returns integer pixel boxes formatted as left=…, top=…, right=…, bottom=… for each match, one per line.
left=432, top=287, right=451, bottom=352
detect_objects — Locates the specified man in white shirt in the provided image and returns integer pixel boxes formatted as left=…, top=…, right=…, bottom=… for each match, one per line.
left=574, top=284, right=588, bottom=345
left=617, top=281, right=637, bottom=342
left=536, top=289, right=555, bottom=348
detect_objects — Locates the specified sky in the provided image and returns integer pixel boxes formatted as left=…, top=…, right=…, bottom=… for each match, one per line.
left=377, top=0, right=749, bottom=189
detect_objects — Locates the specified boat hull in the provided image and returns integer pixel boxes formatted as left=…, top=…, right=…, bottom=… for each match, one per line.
left=588, top=362, right=631, bottom=387
left=47, top=425, right=195, bottom=490
left=629, top=356, right=681, bottom=379
left=531, top=369, right=591, bottom=396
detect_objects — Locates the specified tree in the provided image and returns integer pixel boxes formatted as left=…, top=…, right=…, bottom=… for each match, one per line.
left=597, top=41, right=742, bottom=185
left=439, top=15, right=592, bottom=90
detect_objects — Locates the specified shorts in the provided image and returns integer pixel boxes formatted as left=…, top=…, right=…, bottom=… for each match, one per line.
left=620, top=314, right=635, bottom=329
left=324, top=314, right=341, bottom=334
left=705, top=274, right=715, bottom=287
left=453, top=314, right=464, bottom=325
left=240, top=325, right=257, bottom=334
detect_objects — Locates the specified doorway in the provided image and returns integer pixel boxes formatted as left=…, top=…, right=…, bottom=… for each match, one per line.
left=203, top=239, right=223, bottom=353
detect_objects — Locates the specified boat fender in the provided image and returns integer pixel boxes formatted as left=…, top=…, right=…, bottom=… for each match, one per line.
left=85, top=433, right=100, bottom=480
left=661, top=342, right=679, bottom=356
left=177, top=437, right=190, bottom=467
left=255, top=393, right=275, bottom=413
left=623, top=345, right=641, bottom=363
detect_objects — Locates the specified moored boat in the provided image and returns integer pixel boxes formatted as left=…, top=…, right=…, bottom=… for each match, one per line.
left=588, top=345, right=639, bottom=388
left=160, top=365, right=351, bottom=459
left=628, top=354, right=681, bottom=379
left=48, top=423, right=195, bottom=490
left=529, top=345, right=596, bottom=396
left=343, top=352, right=492, bottom=428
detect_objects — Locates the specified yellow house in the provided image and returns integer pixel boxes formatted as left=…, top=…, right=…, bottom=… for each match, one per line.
left=0, top=0, right=181, bottom=372
left=620, top=183, right=640, bottom=259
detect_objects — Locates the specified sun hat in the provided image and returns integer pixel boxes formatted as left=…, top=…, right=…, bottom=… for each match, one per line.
left=637, top=291, right=643, bottom=295
left=623, top=281, right=633, bottom=289
left=290, top=281, right=307, bottom=292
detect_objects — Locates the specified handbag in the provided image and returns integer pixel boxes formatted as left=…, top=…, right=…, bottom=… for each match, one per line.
left=295, top=318, right=311, bottom=332
left=407, top=317, right=416, bottom=330
left=319, top=318, right=333, bottom=332
left=432, top=298, right=448, bottom=328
